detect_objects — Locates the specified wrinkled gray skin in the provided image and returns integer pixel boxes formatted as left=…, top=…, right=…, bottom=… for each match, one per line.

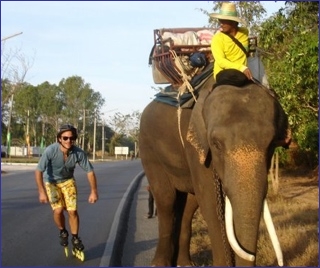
left=139, top=77, right=289, bottom=266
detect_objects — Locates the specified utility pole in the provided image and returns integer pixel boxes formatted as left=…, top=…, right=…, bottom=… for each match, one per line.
left=81, top=109, right=89, bottom=150
left=82, top=109, right=86, bottom=150
left=100, top=108, right=117, bottom=160
left=1, top=32, right=23, bottom=42
left=93, top=110, right=97, bottom=161
left=26, top=109, right=30, bottom=157
left=6, top=91, right=14, bottom=157
left=102, top=119, right=105, bottom=160
left=134, top=141, right=137, bottom=159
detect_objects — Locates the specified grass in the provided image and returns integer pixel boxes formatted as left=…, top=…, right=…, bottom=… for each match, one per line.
left=1, top=156, right=40, bottom=164
left=189, top=169, right=319, bottom=266
left=190, top=210, right=212, bottom=266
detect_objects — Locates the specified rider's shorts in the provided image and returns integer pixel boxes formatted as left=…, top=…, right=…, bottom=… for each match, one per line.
left=45, top=179, right=77, bottom=211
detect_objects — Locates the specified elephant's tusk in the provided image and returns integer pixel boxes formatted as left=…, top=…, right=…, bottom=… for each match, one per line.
left=263, top=200, right=284, bottom=266
left=225, top=196, right=255, bottom=262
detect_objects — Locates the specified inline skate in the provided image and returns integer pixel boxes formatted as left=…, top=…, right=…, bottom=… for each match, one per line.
left=59, top=230, right=69, bottom=257
left=71, top=236, right=85, bottom=261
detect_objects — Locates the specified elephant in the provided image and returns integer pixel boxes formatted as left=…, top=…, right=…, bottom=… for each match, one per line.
left=139, top=75, right=290, bottom=267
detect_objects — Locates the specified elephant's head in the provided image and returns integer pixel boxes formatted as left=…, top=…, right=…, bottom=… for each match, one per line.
left=187, top=83, right=289, bottom=266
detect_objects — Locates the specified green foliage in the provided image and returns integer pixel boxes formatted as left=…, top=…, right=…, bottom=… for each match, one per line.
left=258, top=2, right=318, bottom=166
left=1, top=72, right=141, bottom=154
left=1, top=79, right=12, bottom=118
left=1, top=76, right=106, bottom=151
left=107, top=111, right=141, bottom=155
left=59, top=76, right=105, bottom=125
left=37, top=81, right=64, bottom=140
left=301, top=121, right=319, bottom=153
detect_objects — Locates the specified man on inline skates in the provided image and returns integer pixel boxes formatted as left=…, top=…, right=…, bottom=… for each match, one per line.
left=35, top=124, right=98, bottom=258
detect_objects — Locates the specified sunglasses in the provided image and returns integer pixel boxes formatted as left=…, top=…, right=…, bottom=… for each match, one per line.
left=61, top=136, right=75, bottom=141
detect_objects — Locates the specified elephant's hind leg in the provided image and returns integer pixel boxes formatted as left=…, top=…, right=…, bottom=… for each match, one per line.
left=148, top=173, right=177, bottom=266
left=177, top=193, right=198, bottom=267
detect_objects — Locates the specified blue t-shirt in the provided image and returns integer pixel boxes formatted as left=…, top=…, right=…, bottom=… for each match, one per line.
left=36, top=143, right=94, bottom=183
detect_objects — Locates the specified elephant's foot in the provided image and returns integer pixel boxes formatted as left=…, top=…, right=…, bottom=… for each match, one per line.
left=151, top=258, right=172, bottom=267
left=177, top=257, right=195, bottom=267
left=151, top=262, right=172, bottom=267
left=177, top=261, right=195, bottom=267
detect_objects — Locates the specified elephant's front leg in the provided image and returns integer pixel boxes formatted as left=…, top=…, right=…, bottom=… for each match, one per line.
left=152, top=189, right=176, bottom=266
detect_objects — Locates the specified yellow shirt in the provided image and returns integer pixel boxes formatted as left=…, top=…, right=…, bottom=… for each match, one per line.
left=211, top=27, right=249, bottom=79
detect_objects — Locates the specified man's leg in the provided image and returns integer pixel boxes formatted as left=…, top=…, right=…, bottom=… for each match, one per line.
left=53, top=208, right=69, bottom=246
left=45, top=182, right=69, bottom=246
left=62, top=179, right=84, bottom=250
left=53, top=207, right=66, bottom=229
left=60, top=179, right=78, bottom=235
left=68, top=210, right=84, bottom=250
left=68, top=210, right=79, bottom=235
left=45, top=182, right=66, bottom=230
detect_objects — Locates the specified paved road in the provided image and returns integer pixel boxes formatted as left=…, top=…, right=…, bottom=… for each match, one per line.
left=115, top=175, right=158, bottom=266
left=1, top=160, right=144, bottom=266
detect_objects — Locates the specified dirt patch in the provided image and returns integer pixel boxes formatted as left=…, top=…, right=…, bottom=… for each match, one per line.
left=260, top=168, right=319, bottom=266
left=279, top=168, right=318, bottom=207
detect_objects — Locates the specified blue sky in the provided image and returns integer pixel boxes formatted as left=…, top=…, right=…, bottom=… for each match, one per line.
left=1, top=1, right=285, bottom=119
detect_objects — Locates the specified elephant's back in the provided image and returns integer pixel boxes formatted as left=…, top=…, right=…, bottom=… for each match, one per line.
left=140, top=100, right=192, bottom=138
left=139, top=100, right=192, bottom=175
left=141, top=100, right=176, bottom=122
left=140, top=101, right=177, bottom=135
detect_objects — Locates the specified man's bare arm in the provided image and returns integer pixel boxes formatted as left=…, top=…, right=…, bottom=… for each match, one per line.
left=87, top=171, right=98, bottom=203
left=35, top=169, right=48, bottom=203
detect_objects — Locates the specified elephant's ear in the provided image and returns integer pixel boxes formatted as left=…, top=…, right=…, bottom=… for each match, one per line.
left=186, top=83, right=212, bottom=165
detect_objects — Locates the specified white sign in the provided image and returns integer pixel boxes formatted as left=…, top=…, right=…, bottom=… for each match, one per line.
left=114, top=146, right=129, bottom=155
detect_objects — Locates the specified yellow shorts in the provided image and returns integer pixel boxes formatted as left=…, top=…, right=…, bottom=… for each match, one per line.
left=45, top=179, right=77, bottom=211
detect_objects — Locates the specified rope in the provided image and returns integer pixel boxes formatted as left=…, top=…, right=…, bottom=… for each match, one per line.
left=176, top=106, right=184, bottom=148
left=170, top=49, right=206, bottom=149
left=170, top=50, right=198, bottom=103
left=170, top=49, right=198, bottom=148
left=251, top=77, right=278, bottom=99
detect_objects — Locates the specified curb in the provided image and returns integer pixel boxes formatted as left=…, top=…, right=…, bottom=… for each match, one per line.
left=99, top=170, right=145, bottom=266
